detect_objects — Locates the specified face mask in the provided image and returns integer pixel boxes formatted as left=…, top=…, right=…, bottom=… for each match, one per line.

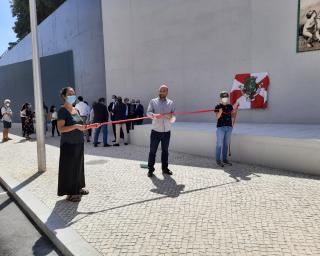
left=221, top=97, right=229, bottom=104
left=5, top=103, right=10, bottom=107
left=66, top=95, right=77, bottom=105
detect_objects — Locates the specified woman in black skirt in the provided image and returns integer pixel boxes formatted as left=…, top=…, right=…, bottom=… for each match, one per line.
left=20, top=103, right=28, bottom=137
left=24, top=103, right=34, bottom=140
left=57, top=87, right=90, bottom=202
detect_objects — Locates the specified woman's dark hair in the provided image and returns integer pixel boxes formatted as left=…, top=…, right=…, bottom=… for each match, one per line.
left=98, top=97, right=106, bottom=103
left=21, top=103, right=29, bottom=111
left=60, top=87, right=73, bottom=100
left=50, top=105, right=56, bottom=113
left=117, top=96, right=123, bottom=103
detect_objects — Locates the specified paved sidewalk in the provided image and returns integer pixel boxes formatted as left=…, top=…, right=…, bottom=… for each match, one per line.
left=1, top=125, right=320, bottom=256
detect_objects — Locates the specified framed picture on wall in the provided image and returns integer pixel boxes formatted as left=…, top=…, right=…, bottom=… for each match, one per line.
left=297, top=0, right=320, bottom=52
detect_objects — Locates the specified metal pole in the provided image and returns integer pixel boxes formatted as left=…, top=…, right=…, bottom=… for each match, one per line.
left=29, top=0, right=46, bottom=172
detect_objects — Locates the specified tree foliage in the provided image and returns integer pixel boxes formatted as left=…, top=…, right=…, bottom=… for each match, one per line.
left=10, top=0, right=66, bottom=40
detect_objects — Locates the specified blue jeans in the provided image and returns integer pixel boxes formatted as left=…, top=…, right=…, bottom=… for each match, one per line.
left=216, top=126, right=233, bottom=162
left=94, top=125, right=108, bottom=145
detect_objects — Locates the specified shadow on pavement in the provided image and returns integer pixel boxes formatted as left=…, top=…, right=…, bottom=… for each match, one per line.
left=150, top=174, right=185, bottom=198
left=65, top=179, right=237, bottom=226
left=46, top=199, right=81, bottom=229
left=222, top=168, right=261, bottom=182
left=12, top=171, right=44, bottom=192
left=32, top=237, right=61, bottom=256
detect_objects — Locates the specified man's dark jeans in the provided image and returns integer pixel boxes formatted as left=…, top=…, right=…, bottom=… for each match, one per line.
left=148, top=130, right=171, bottom=172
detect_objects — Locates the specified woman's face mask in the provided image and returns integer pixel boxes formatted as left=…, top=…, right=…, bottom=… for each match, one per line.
left=66, top=95, right=77, bottom=105
left=5, top=103, right=10, bottom=107
left=221, top=97, right=229, bottom=104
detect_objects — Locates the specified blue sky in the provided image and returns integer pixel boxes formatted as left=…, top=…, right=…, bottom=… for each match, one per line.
left=0, top=0, right=17, bottom=55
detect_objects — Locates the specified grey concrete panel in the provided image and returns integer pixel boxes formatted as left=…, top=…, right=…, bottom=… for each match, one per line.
left=0, top=0, right=106, bottom=106
left=0, top=51, right=75, bottom=122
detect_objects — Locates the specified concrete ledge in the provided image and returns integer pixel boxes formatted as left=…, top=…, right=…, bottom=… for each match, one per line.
left=0, top=171, right=101, bottom=256
left=131, top=123, right=320, bottom=175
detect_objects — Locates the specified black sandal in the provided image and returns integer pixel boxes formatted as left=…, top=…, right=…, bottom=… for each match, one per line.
left=79, top=188, right=89, bottom=195
left=66, top=195, right=81, bottom=202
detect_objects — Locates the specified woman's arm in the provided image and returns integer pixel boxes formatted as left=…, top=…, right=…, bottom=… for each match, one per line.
left=215, top=108, right=223, bottom=120
left=57, top=120, right=86, bottom=133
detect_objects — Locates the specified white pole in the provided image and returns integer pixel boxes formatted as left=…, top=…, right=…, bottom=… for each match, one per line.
left=29, top=0, right=46, bottom=172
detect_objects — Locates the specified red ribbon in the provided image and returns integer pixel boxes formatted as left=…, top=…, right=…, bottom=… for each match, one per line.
left=85, top=108, right=239, bottom=129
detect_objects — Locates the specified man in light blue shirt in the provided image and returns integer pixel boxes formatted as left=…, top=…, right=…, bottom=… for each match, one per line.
left=147, top=85, right=175, bottom=177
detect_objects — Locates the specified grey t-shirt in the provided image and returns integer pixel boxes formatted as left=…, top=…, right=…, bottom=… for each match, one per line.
left=58, top=107, right=84, bottom=145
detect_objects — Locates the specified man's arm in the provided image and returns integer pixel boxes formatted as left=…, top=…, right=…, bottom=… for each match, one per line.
left=164, top=101, right=175, bottom=120
left=147, top=100, right=162, bottom=119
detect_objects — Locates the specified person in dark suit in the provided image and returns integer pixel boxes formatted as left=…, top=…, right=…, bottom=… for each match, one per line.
left=108, top=95, right=117, bottom=142
left=128, top=99, right=137, bottom=130
left=135, top=99, right=144, bottom=125
left=113, top=97, right=128, bottom=146
left=92, top=98, right=110, bottom=147
left=124, top=97, right=133, bottom=133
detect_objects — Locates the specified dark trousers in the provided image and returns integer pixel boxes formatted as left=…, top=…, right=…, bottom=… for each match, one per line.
left=94, top=125, right=108, bottom=145
left=148, top=130, right=171, bottom=171
left=111, top=116, right=116, bottom=139
left=51, top=120, right=60, bottom=136
left=21, top=117, right=26, bottom=136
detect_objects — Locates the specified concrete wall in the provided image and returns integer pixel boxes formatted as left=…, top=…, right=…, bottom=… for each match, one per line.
left=0, top=51, right=75, bottom=122
left=101, top=0, right=320, bottom=124
left=0, top=0, right=106, bottom=105
left=131, top=123, right=320, bottom=175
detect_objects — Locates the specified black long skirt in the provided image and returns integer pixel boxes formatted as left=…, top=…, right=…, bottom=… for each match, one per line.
left=58, top=143, right=85, bottom=196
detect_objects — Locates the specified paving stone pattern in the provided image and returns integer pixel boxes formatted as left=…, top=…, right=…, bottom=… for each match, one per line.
left=1, top=125, right=320, bottom=256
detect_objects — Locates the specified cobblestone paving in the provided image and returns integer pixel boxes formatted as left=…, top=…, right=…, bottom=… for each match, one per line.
left=1, top=125, right=320, bottom=256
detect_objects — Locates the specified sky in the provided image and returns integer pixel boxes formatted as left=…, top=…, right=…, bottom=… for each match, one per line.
left=0, top=0, right=17, bottom=55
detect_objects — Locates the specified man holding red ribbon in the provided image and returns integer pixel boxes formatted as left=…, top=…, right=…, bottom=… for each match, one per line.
left=146, top=85, right=176, bottom=177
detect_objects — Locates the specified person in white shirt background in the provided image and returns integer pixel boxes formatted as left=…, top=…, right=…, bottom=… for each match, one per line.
left=75, top=96, right=91, bottom=142
left=1, top=99, right=13, bottom=142
left=49, top=105, right=60, bottom=137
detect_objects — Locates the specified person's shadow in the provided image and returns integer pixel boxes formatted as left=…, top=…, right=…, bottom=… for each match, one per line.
left=150, top=174, right=185, bottom=198
left=223, top=168, right=260, bottom=182
left=31, top=199, right=77, bottom=256
left=46, top=199, right=81, bottom=230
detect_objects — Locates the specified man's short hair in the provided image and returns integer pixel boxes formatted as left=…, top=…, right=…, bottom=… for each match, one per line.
left=78, top=96, right=84, bottom=101
left=98, top=97, right=105, bottom=103
left=159, top=84, right=168, bottom=91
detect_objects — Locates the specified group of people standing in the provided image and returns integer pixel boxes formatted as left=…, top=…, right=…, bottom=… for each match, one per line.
left=20, top=102, right=60, bottom=140
left=1, top=85, right=236, bottom=203
left=107, top=95, right=144, bottom=146
left=74, top=95, right=145, bottom=147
